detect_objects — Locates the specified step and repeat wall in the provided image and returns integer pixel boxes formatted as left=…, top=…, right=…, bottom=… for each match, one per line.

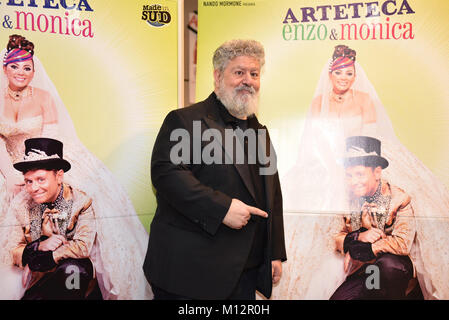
left=196, top=0, right=449, bottom=299
left=2, top=0, right=448, bottom=300
left=0, top=0, right=178, bottom=228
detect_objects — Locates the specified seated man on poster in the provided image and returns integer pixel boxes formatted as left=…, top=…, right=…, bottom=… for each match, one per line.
left=144, top=39, right=286, bottom=300
left=331, top=136, right=416, bottom=300
left=8, top=138, right=97, bottom=300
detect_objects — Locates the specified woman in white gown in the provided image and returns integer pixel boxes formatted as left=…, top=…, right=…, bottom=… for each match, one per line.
left=276, top=45, right=449, bottom=300
left=0, top=34, right=152, bottom=299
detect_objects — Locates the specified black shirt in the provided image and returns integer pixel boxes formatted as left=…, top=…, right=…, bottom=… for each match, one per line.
left=217, top=102, right=267, bottom=269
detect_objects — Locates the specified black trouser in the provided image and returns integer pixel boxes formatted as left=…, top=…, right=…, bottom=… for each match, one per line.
left=330, top=253, right=413, bottom=300
left=22, top=258, right=94, bottom=300
left=152, top=267, right=259, bottom=300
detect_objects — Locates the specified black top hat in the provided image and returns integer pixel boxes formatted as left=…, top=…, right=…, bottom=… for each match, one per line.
left=13, top=138, right=71, bottom=173
left=344, top=136, right=389, bottom=169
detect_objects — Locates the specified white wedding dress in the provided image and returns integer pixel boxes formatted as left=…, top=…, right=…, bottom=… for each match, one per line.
left=273, top=60, right=449, bottom=300
left=0, top=53, right=153, bottom=300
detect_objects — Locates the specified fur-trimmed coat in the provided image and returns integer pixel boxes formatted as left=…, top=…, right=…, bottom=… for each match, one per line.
left=9, top=183, right=96, bottom=287
left=335, top=179, right=416, bottom=274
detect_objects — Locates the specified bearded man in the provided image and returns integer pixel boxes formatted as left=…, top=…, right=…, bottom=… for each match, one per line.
left=143, top=39, right=286, bottom=300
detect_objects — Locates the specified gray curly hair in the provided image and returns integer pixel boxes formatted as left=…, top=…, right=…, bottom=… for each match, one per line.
left=212, top=39, right=265, bottom=73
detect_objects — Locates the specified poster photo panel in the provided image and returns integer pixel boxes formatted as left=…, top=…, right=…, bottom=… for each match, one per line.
left=0, top=0, right=178, bottom=299
left=0, top=0, right=178, bottom=228
left=197, top=0, right=449, bottom=299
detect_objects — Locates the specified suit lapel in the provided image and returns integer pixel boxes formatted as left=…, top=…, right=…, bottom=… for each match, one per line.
left=259, top=125, right=274, bottom=213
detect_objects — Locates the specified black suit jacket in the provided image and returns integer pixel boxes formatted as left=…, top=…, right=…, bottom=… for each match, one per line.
left=143, top=93, right=286, bottom=299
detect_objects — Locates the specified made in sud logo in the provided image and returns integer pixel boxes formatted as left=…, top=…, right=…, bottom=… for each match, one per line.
left=142, top=4, right=171, bottom=27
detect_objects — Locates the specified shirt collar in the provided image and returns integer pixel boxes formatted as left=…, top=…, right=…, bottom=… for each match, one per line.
left=360, top=180, right=382, bottom=205
left=216, top=98, right=243, bottom=128
left=41, top=185, right=64, bottom=210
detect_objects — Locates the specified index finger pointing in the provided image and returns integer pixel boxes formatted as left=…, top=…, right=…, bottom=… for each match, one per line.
left=248, top=206, right=268, bottom=218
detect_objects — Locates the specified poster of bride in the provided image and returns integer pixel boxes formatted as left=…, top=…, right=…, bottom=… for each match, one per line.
left=196, top=0, right=449, bottom=299
left=0, top=1, right=178, bottom=299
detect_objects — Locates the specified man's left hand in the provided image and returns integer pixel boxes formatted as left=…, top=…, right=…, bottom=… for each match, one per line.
left=38, top=234, right=67, bottom=251
left=272, top=260, right=282, bottom=284
left=358, top=228, right=385, bottom=243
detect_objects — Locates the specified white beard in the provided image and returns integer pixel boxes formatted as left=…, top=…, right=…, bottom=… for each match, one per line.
left=216, top=80, right=259, bottom=119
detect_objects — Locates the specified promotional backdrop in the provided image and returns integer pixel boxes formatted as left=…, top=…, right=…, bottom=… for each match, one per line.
left=197, top=0, right=449, bottom=186
left=0, top=0, right=178, bottom=229
left=196, top=0, right=449, bottom=299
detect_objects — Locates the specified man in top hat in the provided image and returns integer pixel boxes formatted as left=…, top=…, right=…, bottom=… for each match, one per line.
left=9, top=137, right=97, bottom=300
left=330, top=136, right=416, bottom=300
